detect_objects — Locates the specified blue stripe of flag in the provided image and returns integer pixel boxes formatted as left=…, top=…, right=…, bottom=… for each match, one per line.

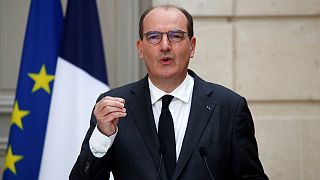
left=59, top=0, right=108, bottom=84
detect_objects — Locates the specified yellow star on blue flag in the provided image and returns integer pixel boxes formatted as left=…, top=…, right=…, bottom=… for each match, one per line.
left=11, top=101, right=30, bottom=130
left=4, top=145, right=24, bottom=175
left=28, top=64, right=55, bottom=94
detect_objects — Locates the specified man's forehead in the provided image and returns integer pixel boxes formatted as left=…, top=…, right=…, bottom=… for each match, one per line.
left=143, top=7, right=188, bottom=29
left=145, top=7, right=184, bottom=19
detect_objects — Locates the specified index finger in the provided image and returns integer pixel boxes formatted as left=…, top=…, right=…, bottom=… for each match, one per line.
left=102, top=96, right=125, bottom=103
left=96, top=96, right=126, bottom=110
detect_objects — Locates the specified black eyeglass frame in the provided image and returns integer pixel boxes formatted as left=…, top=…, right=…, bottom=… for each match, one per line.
left=142, top=30, right=192, bottom=44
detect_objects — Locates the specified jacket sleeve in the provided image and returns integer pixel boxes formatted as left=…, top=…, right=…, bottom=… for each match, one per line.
left=69, top=99, right=113, bottom=180
left=232, top=97, right=269, bottom=180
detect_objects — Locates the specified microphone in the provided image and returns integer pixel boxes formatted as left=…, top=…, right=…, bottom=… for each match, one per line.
left=199, top=147, right=215, bottom=180
left=157, top=146, right=166, bottom=180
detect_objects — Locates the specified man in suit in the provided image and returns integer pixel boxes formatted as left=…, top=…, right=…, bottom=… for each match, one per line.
left=70, top=4, right=269, bottom=180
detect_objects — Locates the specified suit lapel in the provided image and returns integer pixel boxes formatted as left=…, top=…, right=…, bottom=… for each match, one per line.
left=125, top=77, right=163, bottom=175
left=172, top=73, right=216, bottom=179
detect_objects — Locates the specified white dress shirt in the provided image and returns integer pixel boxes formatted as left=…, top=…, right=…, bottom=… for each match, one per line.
left=89, top=74, right=194, bottom=159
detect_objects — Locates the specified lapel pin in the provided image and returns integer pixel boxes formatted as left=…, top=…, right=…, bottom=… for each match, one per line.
left=206, top=105, right=211, bottom=111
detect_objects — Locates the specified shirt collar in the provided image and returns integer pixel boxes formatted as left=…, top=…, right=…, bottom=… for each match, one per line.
left=149, top=73, right=194, bottom=105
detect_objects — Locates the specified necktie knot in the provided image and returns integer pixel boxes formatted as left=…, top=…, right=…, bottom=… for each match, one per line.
left=162, top=95, right=174, bottom=109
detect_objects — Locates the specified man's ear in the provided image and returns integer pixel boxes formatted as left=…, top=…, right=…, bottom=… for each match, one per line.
left=189, top=37, right=196, bottom=58
left=136, top=40, right=144, bottom=59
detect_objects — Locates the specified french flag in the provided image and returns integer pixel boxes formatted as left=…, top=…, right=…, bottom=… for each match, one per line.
left=39, top=0, right=109, bottom=179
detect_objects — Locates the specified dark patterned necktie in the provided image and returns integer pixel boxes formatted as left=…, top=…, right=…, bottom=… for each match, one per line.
left=158, top=95, right=176, bottom=179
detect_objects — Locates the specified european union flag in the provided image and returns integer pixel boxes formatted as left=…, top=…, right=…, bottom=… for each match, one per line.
left=3, top=0, right=63, bottom=179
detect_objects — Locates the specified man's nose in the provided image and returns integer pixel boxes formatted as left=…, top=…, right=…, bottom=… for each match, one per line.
left=160, top=34, right=171, bottom=51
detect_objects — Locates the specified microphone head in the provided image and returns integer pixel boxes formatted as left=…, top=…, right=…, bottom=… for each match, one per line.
left=159, top=145, right=166, bottom=155
left=199, top=147, right=208, bottom=158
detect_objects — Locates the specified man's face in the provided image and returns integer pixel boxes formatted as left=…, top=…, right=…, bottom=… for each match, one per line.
left=137, top=7, right=196, bottom=82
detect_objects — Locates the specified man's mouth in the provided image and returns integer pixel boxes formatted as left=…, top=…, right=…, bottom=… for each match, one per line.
left=160, top=57, right=173, bottom=61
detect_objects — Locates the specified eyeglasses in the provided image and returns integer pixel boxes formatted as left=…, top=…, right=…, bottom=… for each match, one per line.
left=143, top=30, right=191, bottom=44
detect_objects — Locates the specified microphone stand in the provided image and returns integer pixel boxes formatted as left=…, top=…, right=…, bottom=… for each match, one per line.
left=199, top=147, right=215, bottom=180
left=157, top=146, right=165, bottom=180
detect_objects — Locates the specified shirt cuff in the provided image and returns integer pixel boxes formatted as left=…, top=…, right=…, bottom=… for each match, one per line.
left=89, top=126, right=117, bottom=158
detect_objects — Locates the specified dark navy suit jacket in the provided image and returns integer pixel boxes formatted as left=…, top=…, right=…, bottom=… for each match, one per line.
left=70, top=70, right=268, bottom=180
